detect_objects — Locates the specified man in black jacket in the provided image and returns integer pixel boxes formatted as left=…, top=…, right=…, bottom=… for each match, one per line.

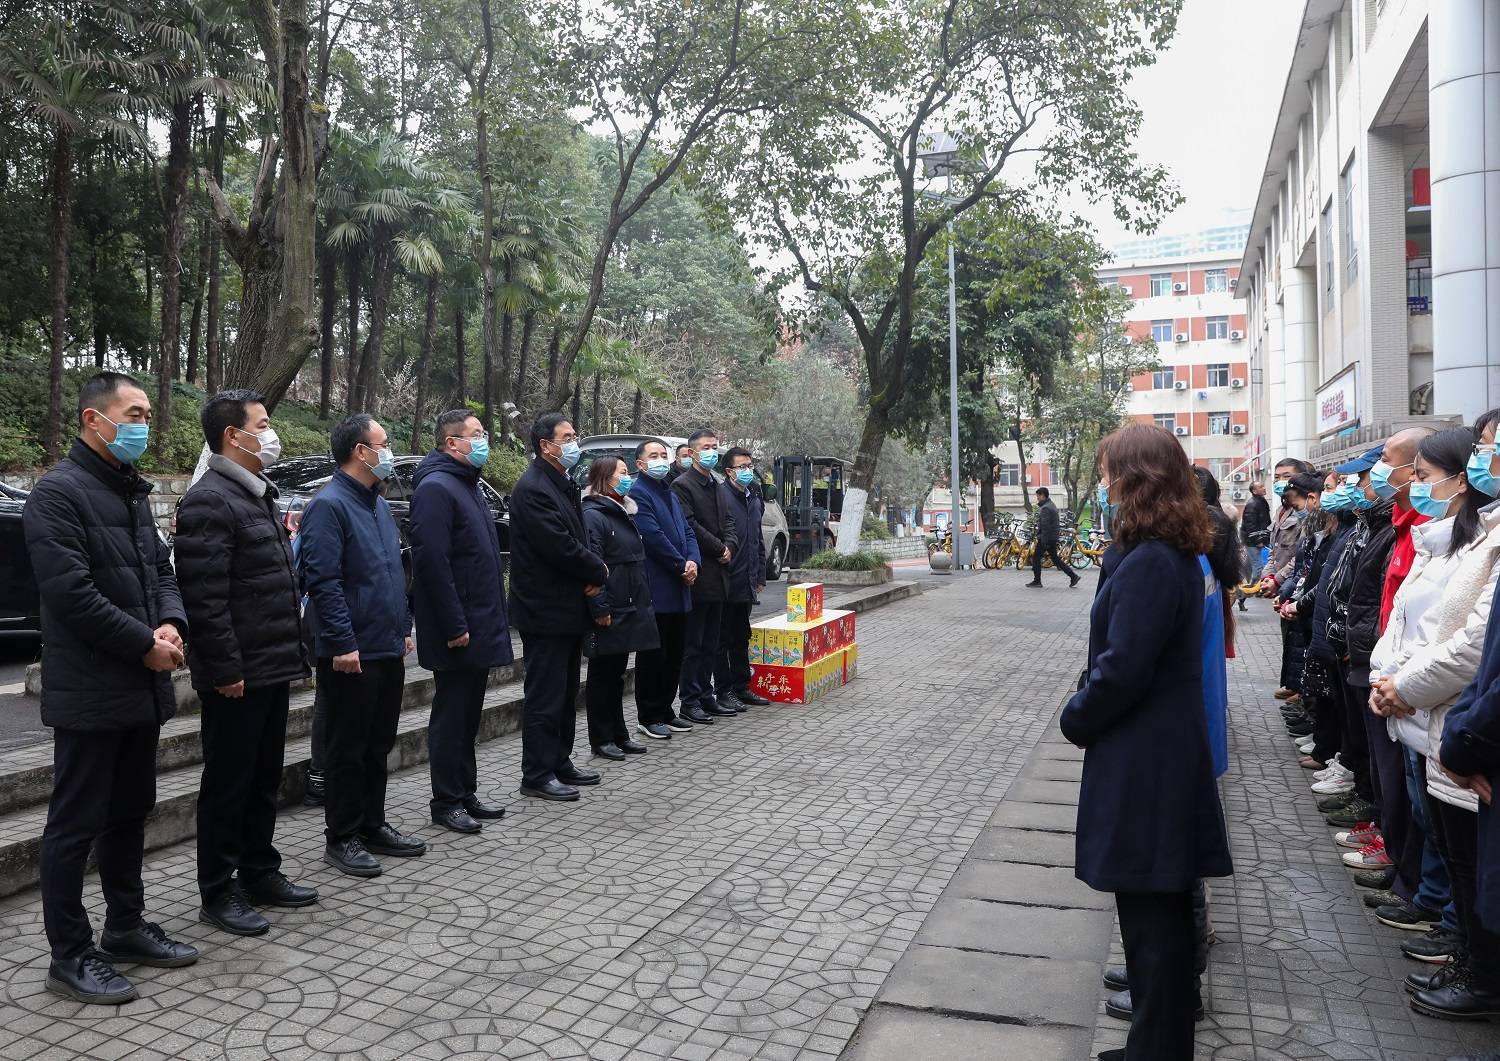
left=1239, top=481, right=1272, bottom=609
left=176, top=390, right=316, bottom=938
left=673, top=429, right=739, bottom=724
left=715, top=447, right=769, bottom=711
left=1026, top=488, right=1079, bottom=588
left=23, top=371, right=198, bottom=1004
left=509, top=414, right=610, bottom=801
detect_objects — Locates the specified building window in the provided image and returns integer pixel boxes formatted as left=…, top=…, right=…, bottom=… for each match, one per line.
left=1208, top=412, right=1231, bottom=436
left=1150, top=273, right=1172, bottom=297
left=1101, top=277, right=1118, bottom=289
left=1204, top=269, right=1228, bottom=293
left=1151, top=369, right=1175, bottom=389
left=1151, top=320, right=1174, bottom=343
left=1153, top=413, right=1176, bottom=430
left=1343, top=159, right=1359, bottom=287
left=1321, top=202, right=1334, bottom=298
left=997, top=463, right=1021, bottom=487
left=1207, top=363, right=1230, bottom=388
left=1209, top=458, right=1234, bottom=480
left=1205, top=316, right=1229, bottom=340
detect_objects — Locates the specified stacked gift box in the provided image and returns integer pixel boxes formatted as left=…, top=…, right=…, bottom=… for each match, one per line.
left=747, top=582, right=859, bottom=704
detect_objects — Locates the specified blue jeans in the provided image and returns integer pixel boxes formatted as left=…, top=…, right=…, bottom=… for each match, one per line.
left=1406, top=746, right=1459, bottom=930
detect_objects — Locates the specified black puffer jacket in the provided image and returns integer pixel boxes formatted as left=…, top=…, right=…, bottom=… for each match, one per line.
left=1344, top=501, right=1398, bottom=685
left=1307, top=515, right=1356, bottom=663
left=22, top=439, right=187, bottom=729
left=672, top=468, right=738, bottom=603
left=1036, top=498, right=1062, bottom=546
left=174, top=455, right=309, bottom=692
left=581, top=493, right=660, bottom=657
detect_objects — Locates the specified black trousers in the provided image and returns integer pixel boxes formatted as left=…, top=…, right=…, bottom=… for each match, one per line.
left=1309, top=685, right=1343, bottom=765
left=1279, top=619, right=1306, bottom=692
left=519, top=632, right=582, bottom=788
left=1362, top=693, right=1419, bottom=900
left=586, top=652, right=631, bottom=749
left=1427, top=791, right=1500, bottom=988
left=1334, top=676, right=1373, bottom=805
left=714, top=600, right=754, bottom=696
left=680, top=601, right=724, bottom=710
left=636, top=612, right=686, bottom=726
left=40, top=726, right=158, bottom=960
left=1032, top=540, right=1077, bottom=582
left=197, top=683, right=290, bottom=899
left=1116, top=890, right=1196, bottom=1061
left=428, top=668, right=489, bottom=815
left=318, top=657, right=404, bottom=843
left=308, top=680, right=328, bottom=774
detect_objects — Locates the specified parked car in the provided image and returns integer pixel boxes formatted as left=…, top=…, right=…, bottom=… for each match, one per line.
left=0, top=483, right=39, bottom=636
left=573, top=433, right=790, bottom=581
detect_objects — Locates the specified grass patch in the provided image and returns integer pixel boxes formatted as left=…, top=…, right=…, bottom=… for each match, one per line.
left=800, top=549, right=889, bottom=572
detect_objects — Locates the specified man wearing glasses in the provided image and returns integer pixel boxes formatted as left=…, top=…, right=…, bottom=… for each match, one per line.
left=409, top=411, right=514, bottom=833
left=509, top=414, right=610, bottom=801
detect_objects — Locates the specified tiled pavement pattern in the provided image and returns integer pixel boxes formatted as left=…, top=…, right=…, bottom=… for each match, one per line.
left=0, top=571, right=1081, bottom=1060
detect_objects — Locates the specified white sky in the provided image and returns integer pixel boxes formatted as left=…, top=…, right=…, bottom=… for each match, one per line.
left=1073, top=0, right=1306, bottom=249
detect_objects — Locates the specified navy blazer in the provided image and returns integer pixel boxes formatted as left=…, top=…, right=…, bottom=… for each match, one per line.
left=1060, top=540, right=1233, bottom=893
left=722, top=479, right=765, bottom=603
left=631, top=473, right=701, bottom=615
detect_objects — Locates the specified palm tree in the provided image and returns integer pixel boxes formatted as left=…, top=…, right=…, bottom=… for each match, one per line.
left=398, top=196, right=474, bottom=452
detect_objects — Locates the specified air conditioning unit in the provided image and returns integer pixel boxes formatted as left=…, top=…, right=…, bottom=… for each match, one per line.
left=1174, top=333, right=1189, bottom=343
left=1119, top=285, right=1132, bottom=295
left=1024, top=474, right=1034, bottom=484
left=1230, top=330, right=1245, bottom=341
left=1231, top=472, right=1247, bottom=482
left=1172, top=380, right=1188, bottom=391
left=1230, top=378, right=1245, bottom=389
left=1229, top=278, right=1238, bottom=290
left=1173, top=426, right=1190, bottom=437
left=1230, top=489, right=1248, bottom=500
left=1122, top=335, right=1134, bottom=346
left=1172, top=282, right=1187, bottom=293
left=1231, top=424, right=1247, bottom=435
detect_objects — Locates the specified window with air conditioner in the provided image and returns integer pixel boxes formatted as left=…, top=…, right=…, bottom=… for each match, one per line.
left=1208, top=412, right=1231, bottom=436
left=1153, top=413, right=1176, bottom=430
left=1150, top=274, right=1172, bottom=297
left=1151, top=320, right=1173, bottom=343
left=998, top=463, right=1021, bottom=486
left=1173, top=380, right=1189, bottom=390
left=1204, top=269, right=1228, bottom=293
left=1171, top=281, right=1187, bottom=293
left=1174, top=425, right=1190, bottom=437
left=1207, top=364, right=1230, bottom=388
left=1205, top=316, right=1229, bottom=340
left=1151, top=369, right=1175, bottom=390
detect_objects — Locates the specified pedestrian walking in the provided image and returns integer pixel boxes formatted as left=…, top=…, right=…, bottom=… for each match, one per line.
left=299, top=414, right=425, bottom=877
left=1238, top=480, right=1271, bottom=610
left=715, top=447, right=769, bottom=711
left=630, top=438, right=701, bottom=740
left=673, top=430, right=739, bottom=724
left=23, top=371, right=199, bottom=1004
left=581, top=456, right=659, bottom=760
left=176, top=390, right=316, bottom=938
left=509, top=413, right=611, bottom=801
left=409, top=410, right=513, bottom=834
left=1025, top=487, right=1079, bottom=588
left=1060, top=423, right=1232, bottom=1061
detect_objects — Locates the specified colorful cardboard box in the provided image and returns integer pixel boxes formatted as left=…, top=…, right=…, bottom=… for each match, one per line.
left=749, top=651, right=846, bottom=705
left=748, top=609, right=855, bottom=667
left=786, top=582, right=825, bottom=624
left=842, top=643, right=859, bottom=682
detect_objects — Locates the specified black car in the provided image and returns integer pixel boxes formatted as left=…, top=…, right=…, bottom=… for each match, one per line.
left=264, top=455, right=512, bottom=582
left=0, top=482, right=39, bottom=635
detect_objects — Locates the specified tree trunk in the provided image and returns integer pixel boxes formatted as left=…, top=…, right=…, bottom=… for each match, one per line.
left=357, top=242, right=394, bottom=412
left=317, top=244, right=336, bottom=419
left=344, top=247, right=361, bottom=412
left=590, top=372, right=601, bottom=433
left=495, top=260, right=515, bottom=438
left=186, top=212, right=209, bottom=385
left=512, top=309, right=534, bottom=411
left=453, top=301, right=466, bottom=404
left=410, top=275, right=438, bottom=453
left=1013, top=399, right=1032, bottom=512
left=631, top=387, right=643, bottom=432
left=44, top=129, right=73, bottom=462
left=978, top=462, right=995, bottom=533
left=153, top=97, right=193, bottom=455
left=569, top=377, right=581, bottom=428
left=205, top=104, right=225, bottom=394
left=476, top=0, right=497, bottom=436
left=544, top=323, right=561, bottom=408
left=139, top=259, right=151, bottom=374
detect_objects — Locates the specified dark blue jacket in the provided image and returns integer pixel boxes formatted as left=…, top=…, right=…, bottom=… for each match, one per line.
left=298, top=469, right=411, bottom=660
left=1440, top=574, right=1500, bottom=930
left=507, top=458, right=610, bottom=636
left=1308, top=516, right=1356, bottom=663
left=722, top=479, right=765, bottom=603
left=408, top=451, right=513, bottom=671
left=1060, top=541, right=1233, bottom=893
left=631, top=472, right=700, bottom=615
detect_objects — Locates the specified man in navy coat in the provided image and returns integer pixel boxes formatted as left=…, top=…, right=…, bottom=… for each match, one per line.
left=410, top=410, right=513, bottom=834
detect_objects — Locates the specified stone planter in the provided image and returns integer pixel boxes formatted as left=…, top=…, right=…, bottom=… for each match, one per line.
left=787, top=565, right=893, bottom=587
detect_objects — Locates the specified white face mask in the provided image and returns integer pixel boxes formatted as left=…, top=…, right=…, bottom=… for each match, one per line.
left=234, top=426, right=283, bottom=470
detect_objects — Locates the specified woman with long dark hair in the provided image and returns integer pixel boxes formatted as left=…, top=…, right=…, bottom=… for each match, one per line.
left=1061, top=424, right=1232, bottom=1061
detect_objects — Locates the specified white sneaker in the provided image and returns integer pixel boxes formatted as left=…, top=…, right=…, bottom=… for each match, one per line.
left=1313, top=762, right=1349, bottom=782
left=1298, top=738, right=1317, bottom=755
left=1311, top=774, right=1356, bottom=795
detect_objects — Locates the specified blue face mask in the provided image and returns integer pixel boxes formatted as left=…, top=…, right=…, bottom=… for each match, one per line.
left=697, top=450, right=719, bottom=470
left=645, top=458, right=671, bottom=480
left=1350, top=481, right=1377, bottom=510
left=363, top=444, right=395, bottom=481
left=1320, top=487, right=1353, bottom=513
left=734, top=468, right=755, bottom=487
left=556, top=440, right=581, bottom=470
left=1095, top=481, right=1111, bottom=517
left=1272, top=480, right=1287, bottom=498
left=1467, top=447, right=1500, bottom=497
left=1408, top=473, right=1460, bottom=519
left=463, top=435, right=490, bottom=469
left=92, top=411, right=150, bottom=465
left=1369, top=460, right=1407, bottom=502
left=615, top=474, right=634, bottom=495
left=679, top=455, right=693, bottom=468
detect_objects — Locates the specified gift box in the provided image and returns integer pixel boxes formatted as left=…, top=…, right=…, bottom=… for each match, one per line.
left=842, top=643, right=859, bottom=682
left=786, top=582, right=825, bottom=624
left=749, top=609, right=854, bottom=667
left=749, top=651, right=847, bottom=705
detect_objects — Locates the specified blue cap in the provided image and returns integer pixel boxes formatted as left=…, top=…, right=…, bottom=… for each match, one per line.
left=1334, top=443, right=1385, bottom=475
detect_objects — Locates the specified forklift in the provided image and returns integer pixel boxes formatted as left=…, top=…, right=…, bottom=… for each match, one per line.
left=772, top=455, right=850, bottom=568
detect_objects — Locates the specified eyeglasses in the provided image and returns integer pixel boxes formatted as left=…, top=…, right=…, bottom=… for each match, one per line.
left=1474, top=445, right=1497, bottom=458
left=551, top=432, right=578, bottom=444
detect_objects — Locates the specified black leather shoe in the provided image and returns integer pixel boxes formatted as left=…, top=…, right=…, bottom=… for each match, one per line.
left=241, top=870, right=319, bottom=908
left=200, top=887, right=270, bottom=936
left=98, top=921, right=199, bottom=968
left=558, top=767, right=601, bottom=786
left=1286, top=722, right=1314, bottom=737
left=325, top=837, right=382, bottom=877
left=593, top=743, right=626, bottom=761
left=302, top=768, right=325, bottom=808
left=46, top=951, right=137, bottom=1005
left=1102, top=965, right=1128, bottom=991
left=360, top=823, right=426, bottom=857
left=735, top=687, right=771, bottom=706
left=1411, top=969, right=1500, bottom=1019
left=683, top=706, right=714, bottom=724
left=520, top=778, right=580, bottom=801
left=1069, top=576, right=1081, bottom=588
left=620, top=738, right=648, bottom=754
left=463, top=798, right=506, bottom=820
left=1105, top=988, right=1205, bottom=1022
left=1408, top=965, right=1459, bottom=995
left=717, top=692, right=748, bottom=714
left=705, top=702, right=738, bottom=717
left=432, top=807, right=482, bottom=834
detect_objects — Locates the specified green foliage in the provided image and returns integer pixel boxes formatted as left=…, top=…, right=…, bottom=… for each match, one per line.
left=859, top=510, right=890, bottom=540
left=801, top=549, right=889, bottom=572
left=481, top=444, right=529, bottom=493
